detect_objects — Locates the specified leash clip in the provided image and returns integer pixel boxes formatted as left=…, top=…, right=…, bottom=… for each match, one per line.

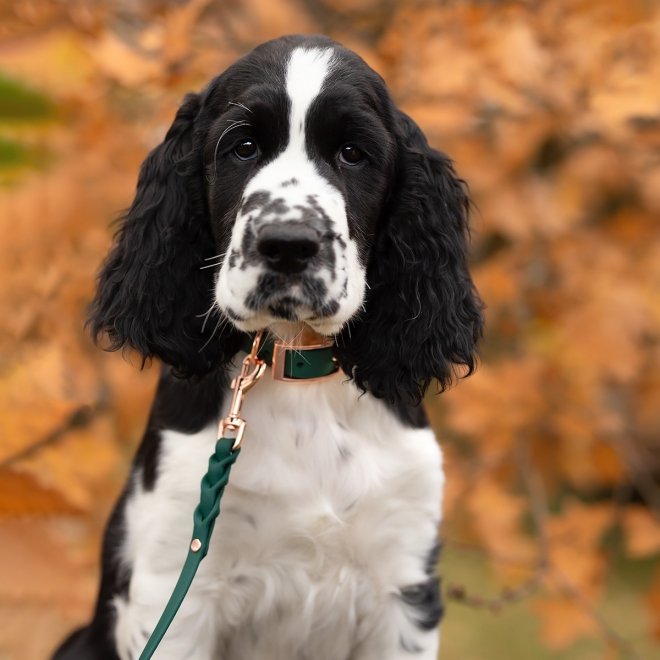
left=219, top=331, right=267, bottom=450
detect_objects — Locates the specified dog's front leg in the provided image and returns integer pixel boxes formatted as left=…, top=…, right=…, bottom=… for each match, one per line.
left=114, top=585, right=220, bottom=660
left=350, top=583, right=442, bottom=660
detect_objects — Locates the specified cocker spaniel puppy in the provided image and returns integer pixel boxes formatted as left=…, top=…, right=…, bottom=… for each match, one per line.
left=54, top=34, right=483, bottom=660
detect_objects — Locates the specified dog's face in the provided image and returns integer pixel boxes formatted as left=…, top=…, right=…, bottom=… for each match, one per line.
left=90, top=35, right=483, bottom=404
left=205, top=42, right=395, bottom=335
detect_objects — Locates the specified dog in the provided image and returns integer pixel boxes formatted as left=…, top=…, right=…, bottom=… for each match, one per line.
left=53, top=34, right=483, bottom=660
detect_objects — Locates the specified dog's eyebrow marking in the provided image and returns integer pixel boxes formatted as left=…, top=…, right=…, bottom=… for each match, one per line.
left=207, top=119, right=251, bottom=183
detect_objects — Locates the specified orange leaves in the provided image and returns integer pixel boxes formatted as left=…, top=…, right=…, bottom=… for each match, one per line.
left=394, top=4, right=659, bottom=652
left=89, top=0, right=215, bottom=87
left=90, top=32, right=164, bottom=87
left=0, top=519, right=99, bottom=658
left=545, top=501, right=612, bottom=595
left=161, top=0, right=213, bottom=66
left=0, top=1, right=658, bottom=658
left=646, top=567, right=660, bottom=642
left=466, top=477, right=535, bottom=562
left=530, top=504, right=613, bottom=650
left=444, top=358, right=545, bottom=460
left=623, top=507, right=660, bottom=559
left=0, top=471, right=78, bottom=516
left=533, top=596, right=598, bottom=650
left=0, top=346, right=96, bottom=465
left=15, top=415, right=121, bottom=513
left=0, top=519, right=96, bottom=607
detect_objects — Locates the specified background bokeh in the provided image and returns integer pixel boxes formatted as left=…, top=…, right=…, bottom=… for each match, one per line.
left=0, top=1, right=659, bottom=658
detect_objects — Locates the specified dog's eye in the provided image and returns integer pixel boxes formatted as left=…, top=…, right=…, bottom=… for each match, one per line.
left=339, top=144, right=364, bottom=166
left=233, top=139, right=258, bottom=161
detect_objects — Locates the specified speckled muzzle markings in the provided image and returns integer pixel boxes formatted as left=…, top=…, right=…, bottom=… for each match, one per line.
left=214, top=46, right=367, bottom=335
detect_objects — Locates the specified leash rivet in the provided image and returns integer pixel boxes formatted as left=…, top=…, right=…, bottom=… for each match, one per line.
left=190, top=538, right=202, bottom=553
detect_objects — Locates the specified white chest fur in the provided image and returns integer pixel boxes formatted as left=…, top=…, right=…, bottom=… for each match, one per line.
left=115, top=375, right=443, bottom=660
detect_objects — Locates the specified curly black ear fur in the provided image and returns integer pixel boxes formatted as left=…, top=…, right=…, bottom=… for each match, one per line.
left=335, top=111, right=484, bottom=405
left=88, top=93, right=241, bottom=375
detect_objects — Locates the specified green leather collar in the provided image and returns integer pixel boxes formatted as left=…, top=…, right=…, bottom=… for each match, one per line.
left=240, top=334, right=339, bottom=381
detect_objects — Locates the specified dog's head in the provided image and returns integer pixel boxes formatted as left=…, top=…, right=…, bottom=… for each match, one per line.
left=90, top=35, right=483, bottom=404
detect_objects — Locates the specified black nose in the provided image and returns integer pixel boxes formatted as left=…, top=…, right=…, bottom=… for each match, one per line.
left=257, top=224, right=320, bottom=274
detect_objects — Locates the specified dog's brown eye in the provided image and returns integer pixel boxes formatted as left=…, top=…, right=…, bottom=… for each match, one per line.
left=233, top=139, right=258, bottom=160
left=339, top=144, right=364, bottom=166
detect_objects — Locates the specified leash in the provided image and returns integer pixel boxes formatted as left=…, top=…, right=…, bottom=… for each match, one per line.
left=138, top=330, right=338, bottom=659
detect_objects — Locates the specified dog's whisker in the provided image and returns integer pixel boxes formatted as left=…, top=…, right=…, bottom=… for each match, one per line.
left=199, top=317, right=222, bottom=352
left=228, top=100, right=253, bottom=114
left=199, top=312, right=233, bottom=353
left=292, top=349, right=311, bottom=366
left=196, top=304, right=215, bottom=320
left=289, top=326, right=306, bottom=346
left=288, top=327, right=313, bottom=366
left=268, top=328, right=286, bottom=345
left=199, top=303, right=218, bottom=334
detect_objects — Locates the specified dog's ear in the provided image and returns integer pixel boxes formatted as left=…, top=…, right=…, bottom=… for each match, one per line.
left=336, top=110, right=484, bottom=405
left=89, top=92, right=241, bottom=375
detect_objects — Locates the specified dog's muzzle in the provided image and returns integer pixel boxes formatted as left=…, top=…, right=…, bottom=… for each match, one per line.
left=216, top=182, right=356, bottom=331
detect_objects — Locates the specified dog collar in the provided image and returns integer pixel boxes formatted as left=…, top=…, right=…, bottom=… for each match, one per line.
left=240, top=333, right=339, bottom=382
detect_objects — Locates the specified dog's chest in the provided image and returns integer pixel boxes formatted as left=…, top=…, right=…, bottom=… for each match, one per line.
left=120, top=377, right=442, bottom=658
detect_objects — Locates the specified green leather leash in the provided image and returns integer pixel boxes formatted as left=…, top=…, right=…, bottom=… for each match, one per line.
left=138, top=436, right=240, bottom=660
left=138, top=332, right=338, bottom=659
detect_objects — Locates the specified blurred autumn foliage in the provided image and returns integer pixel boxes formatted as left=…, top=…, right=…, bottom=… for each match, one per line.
left=0, top=1, right=659, bottom=658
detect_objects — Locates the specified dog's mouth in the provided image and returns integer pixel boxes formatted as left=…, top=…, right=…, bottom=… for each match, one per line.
left=220, top=287, right=343, bottom=338
left=243, top=273, right=339, bottom=321
left=267, top=296, right=304, bottom=322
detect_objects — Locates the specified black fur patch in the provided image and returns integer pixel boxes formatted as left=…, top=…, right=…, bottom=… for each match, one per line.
left=399, top=542, right=444, bottom=632
left=241, top=190, right=271, bottom=215
left=399, top=634, right=423, bottom=654
left=389, top=400, right=429, bottom=429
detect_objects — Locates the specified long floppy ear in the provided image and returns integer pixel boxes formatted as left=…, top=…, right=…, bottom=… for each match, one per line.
left=335, top=111, right=484, bottom=405
left=88, top=93, right=241, bottom=375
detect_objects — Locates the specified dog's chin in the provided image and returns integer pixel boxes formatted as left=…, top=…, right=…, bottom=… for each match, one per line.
left=219, top=299, right=354, bottom=338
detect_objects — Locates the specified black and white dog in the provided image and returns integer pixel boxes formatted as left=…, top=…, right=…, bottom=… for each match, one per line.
left=54, top=35, right=483, bottom=660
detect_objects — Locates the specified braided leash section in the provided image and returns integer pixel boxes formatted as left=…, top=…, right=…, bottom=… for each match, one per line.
left=138, top=437, right=240, bottom=660
left=193, top=437, right=240, bottom=557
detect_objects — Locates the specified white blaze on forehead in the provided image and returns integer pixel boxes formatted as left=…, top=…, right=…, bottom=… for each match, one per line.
left=286, top=47, right=334, bottom=151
